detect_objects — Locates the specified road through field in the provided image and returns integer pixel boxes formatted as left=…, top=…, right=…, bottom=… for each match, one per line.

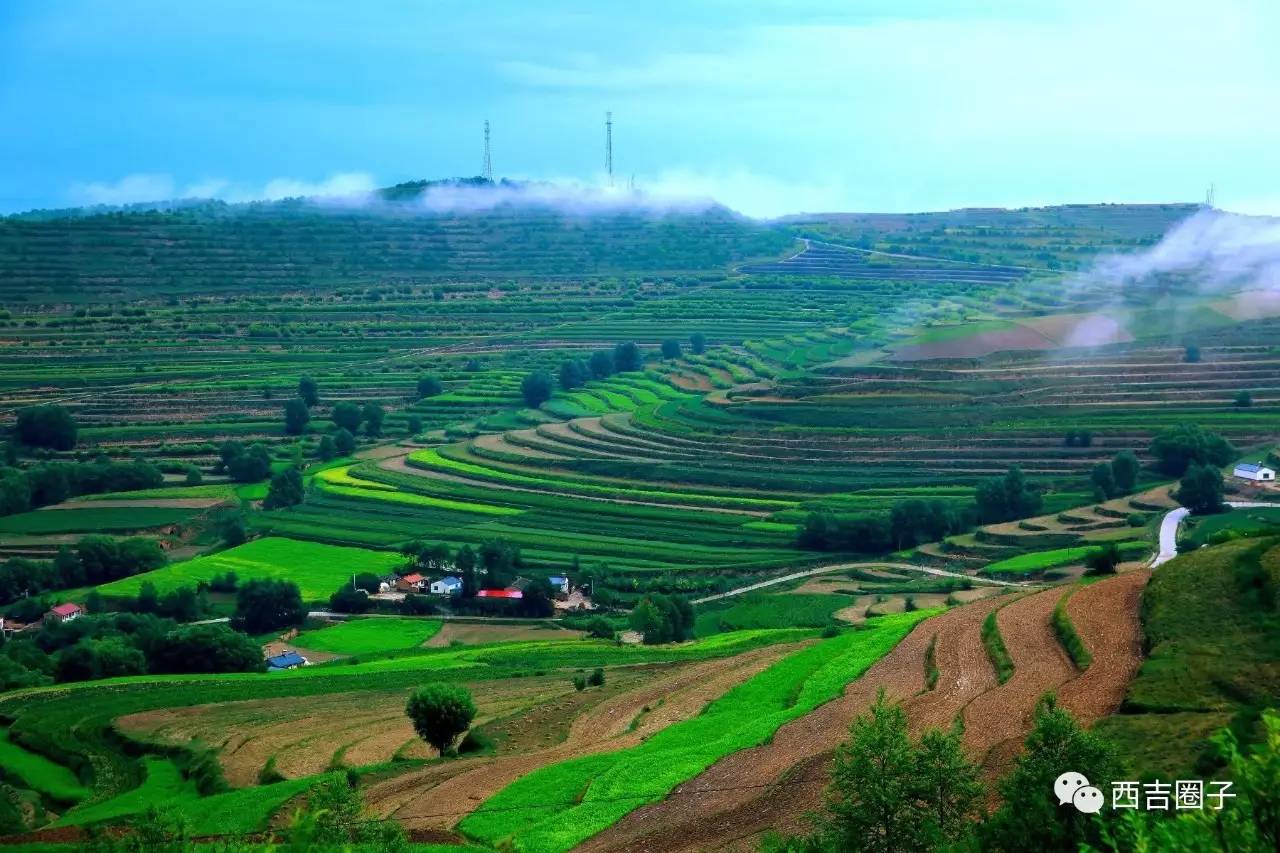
left=1152, top=501, right=1274, bottom=566
left=692, top=560, right=1024, bottom=605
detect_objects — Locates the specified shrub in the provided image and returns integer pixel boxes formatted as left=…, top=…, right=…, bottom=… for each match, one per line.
left=572, top=675, right=587, bottom=691
left=588, top=667, right=605, bottom=687
left=458, top=728, right=494, bottom=755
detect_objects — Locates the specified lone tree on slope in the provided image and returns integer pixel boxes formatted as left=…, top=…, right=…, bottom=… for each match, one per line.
left=406, top=683, right=477, bottom=755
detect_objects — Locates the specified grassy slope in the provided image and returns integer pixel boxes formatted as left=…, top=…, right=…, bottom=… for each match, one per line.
left=981, top=541, right=1148, bottom=574
left=460, top=610, right=936, bottom=852
left=293, top=617, right=443, bottom=655
left=1095, top=536, right=1280, bottom=778
left=0, top=729, right=90, bottom=804
left=97, top=537, right=406, bottom=600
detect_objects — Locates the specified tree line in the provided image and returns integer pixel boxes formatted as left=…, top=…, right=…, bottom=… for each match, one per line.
left=522, top=334, right=707, bottom=408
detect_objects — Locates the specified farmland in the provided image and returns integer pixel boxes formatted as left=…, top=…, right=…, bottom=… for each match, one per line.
left=2, top=195, right=1280, bottom=849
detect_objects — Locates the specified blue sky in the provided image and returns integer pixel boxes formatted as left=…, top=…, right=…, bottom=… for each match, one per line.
left=2, top=0, right=1278, bottom=217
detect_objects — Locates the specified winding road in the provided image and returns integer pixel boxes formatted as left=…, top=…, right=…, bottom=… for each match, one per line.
left=1151, top=500, right=1275, bottom=567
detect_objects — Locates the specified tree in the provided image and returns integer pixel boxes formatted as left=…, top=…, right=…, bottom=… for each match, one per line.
left=331, top=402, right=363, bottom=433
left=1110, top=450, right=1140, bottom=494
left=974, top=466, right=1042, bottom=524
left=587, top=667, right=605, bottom=687
left=588, top=350, right=614, bottom=379
left=1177, top=462, right=1225, bottom=515
left=361, top=403, right=385, bottom=437
left=813, top=692, right=981, bottom=853
left=184, top=465, right=203, bottom=486
left=333, top=427, right=356, bottom=455
left=559, top=359, right=587, bottom=391
left=456, top=545, right=478, bottom=597
left=316, top=434, right=337, bottom=461
left=629, top=598, right=666, bottom=644
left=226, top=444, right=272, bottom=483
left=406, top=415, right=422, bottom=435
left=405, top=683, right=477, bottom=754
left=585, top=616, right=615, bottom=640
left=283, top=399, right=310, bottom=435
left=219, top=511, right=247, bottom=546
left=661, top=339, right=682, bottom=360
left=1089, top=462, right=1116, bottom=501
left=150, top=624, right=263, bottom=674
left=329, top=584, right=372, bottom=614
left=263, top=467, right=304, bottom=509
left=1149, top=423, right=1235, bottom=476
left=521, top=370, right=554, bottom=407
left=981, top=697, right=1120, bottom=853
left=417, top=375, right=443, bottom=399
left=690, top=332, right=706, bottom=355
left=234, top=578, right=304, bottom=634
left=298, top=375, right=319, bottom=408
left=1184, top=344, right=1201, bottom=363
left=629, top=594, right=693, bottom=644
left=1235, top=389, right=1254, bottom=408
left=613, top=341, right=642, bottom=373
left=136, top=580, right=159, bottom=614
left=1085, top=542, right=1121, bottom=575
left=14, top=405, right=77, bottom=451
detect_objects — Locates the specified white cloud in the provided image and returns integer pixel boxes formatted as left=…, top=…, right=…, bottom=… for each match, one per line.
left=70, top=173, right=176, bottom=206
left=67, top=172, right=377, bottom=207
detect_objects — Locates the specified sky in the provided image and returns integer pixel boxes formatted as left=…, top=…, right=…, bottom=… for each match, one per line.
left=2, top=0, right=1279, bottom=218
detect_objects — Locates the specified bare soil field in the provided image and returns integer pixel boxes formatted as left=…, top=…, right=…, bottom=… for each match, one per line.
left=1056, top=569, right=1150, bottom=721
left=889, top=326, right=1055, bottom=361
left=424, top=622, right=582, bottom=647
left=366, top=643, right=803, bottom=830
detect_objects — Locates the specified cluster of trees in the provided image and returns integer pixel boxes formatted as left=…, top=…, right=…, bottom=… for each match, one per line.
left=263, top=466, right=304, bottom=509
left=974, top=465, right=1042, bottom=524
left=217, top=441, right=273, bottom=482
left=13, top=404, right=78, bottom=450
left=532, top=341, right=656, bottom=408
left=110, top=581, right=212, bottom=622
left=417, top=374, right=444, bottom=399
left=0, top=612, right=262, bottom=689
left=772, top=696, right=1125, bottom=853
left=1089, top=450, right=1140, bottom=501
left=0, top=457, right=164, bottom=517
left=1177, top=463, right=1225, bottom=515
left=629, top=593, right=694, bottom=644
left=1148, top=423, right=1234, bottom=476
left=1062, top=429, right=1093, bottom=447
left=233, top=578, right=305, bottom=634
left=316, top=428, right=356, bottom=461
left=0, top=536, right=165, bottom=607
left=800, top=500, right=971, bottom=554
left=331, top=401, right=385, bottom=438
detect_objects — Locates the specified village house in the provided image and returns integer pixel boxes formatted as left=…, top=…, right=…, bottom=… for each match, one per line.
left=1233, top=462, right=1276, bottom=482
left=395, top=573, right=426, bottom=593
left=265, top=650, right=307, bottom=672
left=47, top=602, right=83, bottom=622
left=429, top=576, right=462, bottom=596
left=548, top=575, right=570, bottom=595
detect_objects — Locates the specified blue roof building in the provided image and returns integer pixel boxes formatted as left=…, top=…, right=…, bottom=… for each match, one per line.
left=266, top=651, right=307, bottom=671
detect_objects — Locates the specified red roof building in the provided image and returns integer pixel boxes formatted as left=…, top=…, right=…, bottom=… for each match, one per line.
left=49, top=603, right=83, bottom=620
left=476, top=588, right=523, bottom=599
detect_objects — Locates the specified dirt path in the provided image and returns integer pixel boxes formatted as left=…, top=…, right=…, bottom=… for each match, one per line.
left=576, top=599, right=1005, bottom=853
left=1056, top=570, right=1150, bottom=722
left=365, top=643, right=802, bottom=829
left=961, top=589, right=1076, bottom=780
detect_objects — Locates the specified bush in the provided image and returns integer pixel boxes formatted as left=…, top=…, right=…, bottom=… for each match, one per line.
left=406, top=683, right=477, bottom=754
left=328, top=585, right=372, bottom=614
left=417, top=375, right=444, bottom=399
left=584, top=616, right=615, bottom=640
left=587, top=667, right=605, bottom=687
left=521, top=370, right=554, bottom=407
left=14, top=405, right=77, bottom=450
left=572, top=675, right=586, bottom=691
left=235, top=578, right=304, bottom=634
left=458, top=728, right=494, bottom=755
left=1127, top=512, right=1146, bottom=527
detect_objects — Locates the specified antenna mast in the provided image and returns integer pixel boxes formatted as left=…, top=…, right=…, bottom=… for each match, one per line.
left=605, top=111, right=613, bottom=186
left=1204, top=183, right=1215, bottom=209
left=483, top=120, right=493, bottom=182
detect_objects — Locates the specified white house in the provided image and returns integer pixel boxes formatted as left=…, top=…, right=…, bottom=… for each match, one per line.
left=548, top=575, right=570, bottom=595
left=1233, top=462, right=1276, bottom=482
left=430, top=576, right=463, bottom=596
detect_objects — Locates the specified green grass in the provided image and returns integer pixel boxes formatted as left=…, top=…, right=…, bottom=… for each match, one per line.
left=1095, top=536, right=1280, bottom=778
left=1051, top=592, right=1093, bottom=670
left=0, top=507, right=196, bottom=535
left=0, top=729, right=90, bottom=805
left=81, top=485, right=239, bottom=501
left=981, top=541, right=1148, bottom=574
left=293, top=617, right=443, bottom=655
left=54, top=757, right=323, bottom=834
left=695, top=593, right=848, bottom=636
left=981, top=608, right=1014, bottom=684
left=1182, top=506, right=1280, bottom=549
left=97, top=536, right=406, bottom=601
left=459, top=610, right=937, bottom=852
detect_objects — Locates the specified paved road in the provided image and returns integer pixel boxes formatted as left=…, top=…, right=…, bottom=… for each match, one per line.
left=1150, top=501, right=1276, bottom=567
left=692, top=560, right=1025, bottom=605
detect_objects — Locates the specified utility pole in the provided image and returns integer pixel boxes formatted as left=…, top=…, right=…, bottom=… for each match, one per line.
left=1204, top=183, right=1216, bottom=209
left=483, top=120, right=493, bottom=182
left=605, top=111, right=613, bottom=186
